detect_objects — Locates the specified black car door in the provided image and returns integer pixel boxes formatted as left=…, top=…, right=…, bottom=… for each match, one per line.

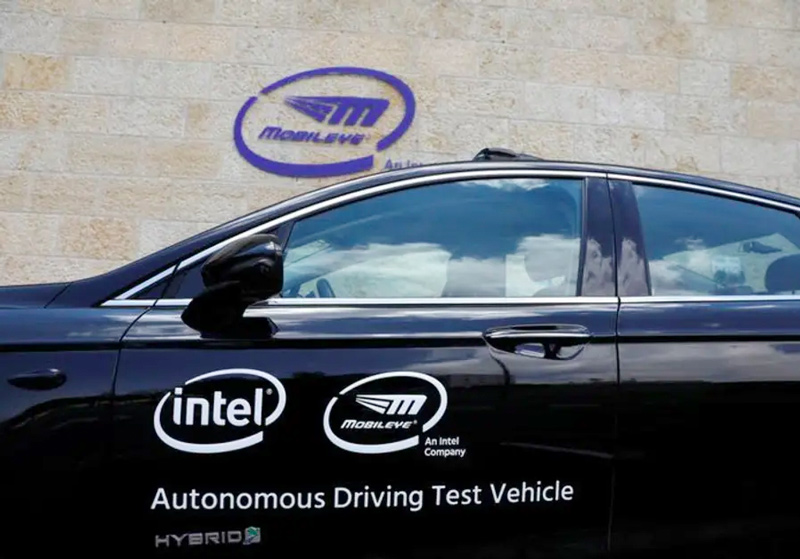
left=112, top=171, right=619, bottom=558
left=610, top=177, right=800, bottom=558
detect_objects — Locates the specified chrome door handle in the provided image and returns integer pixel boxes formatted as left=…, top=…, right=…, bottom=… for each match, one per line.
left=483, top=324, right=591, bottom=360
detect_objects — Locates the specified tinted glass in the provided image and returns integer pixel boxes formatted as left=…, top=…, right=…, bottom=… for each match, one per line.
left=281, top=178, right=585, bottom=299
left=633, top=184, right=800, bottom=296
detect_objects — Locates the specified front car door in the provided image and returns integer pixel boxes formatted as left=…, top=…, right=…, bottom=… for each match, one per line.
left=610, top=174, right=800, bottom=557
left=112, top=169, right=619, bottom=558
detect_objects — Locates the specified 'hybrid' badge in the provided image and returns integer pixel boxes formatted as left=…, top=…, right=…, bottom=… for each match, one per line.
left=154, top=368, right=286, bottom=454
left=323, top=371, right=447, bottom=455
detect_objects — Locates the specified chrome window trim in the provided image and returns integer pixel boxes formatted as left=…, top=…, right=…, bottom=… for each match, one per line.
left=608, top=174, right=800, bottom=213
left=112, top=264, right=176, bottom=301
left=106, top=169, right=600, bottom=303
left=621, top=295, right=800, bottom=304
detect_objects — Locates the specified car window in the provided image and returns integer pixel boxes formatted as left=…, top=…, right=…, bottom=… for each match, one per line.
left=633, top=184, right=800, bottom=296
left=280, top=177, right=585, bottom=299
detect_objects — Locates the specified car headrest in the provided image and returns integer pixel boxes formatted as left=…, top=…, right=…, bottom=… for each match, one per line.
left=765, top=253, right=800, bottom=293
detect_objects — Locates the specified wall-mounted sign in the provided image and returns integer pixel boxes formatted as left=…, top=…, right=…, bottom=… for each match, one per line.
left=234, top=66, right=417, bottom=178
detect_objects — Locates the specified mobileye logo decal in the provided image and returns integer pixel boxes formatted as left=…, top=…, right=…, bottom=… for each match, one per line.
left=323, top=371, right=447, bottom=454
left=154, top=368, right=286, bottom=454
left=233, top=66, right=416, bottom=178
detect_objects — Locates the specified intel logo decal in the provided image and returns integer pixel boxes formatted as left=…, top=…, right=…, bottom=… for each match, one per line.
left=154, top=368, right=287, bottom=454
left=234, top=66, right=416, bottom=178
left=323, top=371, right=447, bottom=455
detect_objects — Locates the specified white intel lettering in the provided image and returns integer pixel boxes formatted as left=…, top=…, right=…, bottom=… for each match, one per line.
left=171, top=387, right=265, bottom=427
left=153, top=368, right=286, bottom=454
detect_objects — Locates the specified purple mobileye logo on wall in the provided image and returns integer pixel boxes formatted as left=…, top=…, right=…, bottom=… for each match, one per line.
left=234, top=67, right=416, bottom=178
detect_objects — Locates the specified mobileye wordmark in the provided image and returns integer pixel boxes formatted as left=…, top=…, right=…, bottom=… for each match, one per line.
left=154, top=368, right=286, bottom=454
left=234, top=66, right=416, bottom=178
left=323, top=371, right=448, bottom=454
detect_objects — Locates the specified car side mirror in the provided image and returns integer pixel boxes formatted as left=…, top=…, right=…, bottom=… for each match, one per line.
left=181, top=234, right=283, bottom=332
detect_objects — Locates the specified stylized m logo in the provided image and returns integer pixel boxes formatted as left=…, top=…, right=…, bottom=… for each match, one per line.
left=355, top=394, right=427, bottom=415
left=285, top=95, right=390, bottom=127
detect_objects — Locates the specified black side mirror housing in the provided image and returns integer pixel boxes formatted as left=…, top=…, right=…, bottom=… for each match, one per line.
left=181, top=234, right=283, bottom=332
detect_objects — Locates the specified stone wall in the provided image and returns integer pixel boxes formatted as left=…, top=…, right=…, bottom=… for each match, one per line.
left=1, top=0, right=798, bottom=285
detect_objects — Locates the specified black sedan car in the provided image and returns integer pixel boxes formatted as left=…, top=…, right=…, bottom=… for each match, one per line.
left=4, top=148, right=800, bottom=558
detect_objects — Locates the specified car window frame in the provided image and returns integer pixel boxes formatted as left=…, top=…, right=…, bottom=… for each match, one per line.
left=612, top=173, right=800, bottom=303
left=101, top=169, right=613, bottom=308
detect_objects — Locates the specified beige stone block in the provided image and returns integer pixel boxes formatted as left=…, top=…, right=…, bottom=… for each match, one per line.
left=97, top=178, right=247, bottom=222
left=778, top=177, right=800, bottom=197
left=28, top=174, right=100, bottom=214
left=245, top=183, right=323, bottom=213
left=680, top=60, right=730, bottom=96
left=103, top=21, right=170, bottom=58
left=108, top=98, right=186, bottom=138
left=0, top=133, right=31, bottom=170
left=141, top=140, right=223, bottom=179
left=668, top=96, right=746, bottom=134
left=507, top=121, right=575, bottom=160
left=294, top=0, right=378, bottom=32
left=43, top=94, right=108, bottom=133
left=478, top=43, right=544, bottom=79
left=70, top=57, right=134, bottom=95
left=235, top=28, right=290, bottom=65
left=524, top=83, right=595, bottom=123
left=431, top=77, right=524, bottom=118
left=505, top=9, right=563, bottom=45
left=18, top=0, right=86, bottom=15
left=0, top=13, right=62, bottom=52
left=574, top=126, right=651, bottom=166
left=0, top=255, right=126, bottom=285
left=593, top=0, right=673, bottom=18
left=418, top=114, right=509, bottom=154
left=708, top=0, right=793, bottom=29
left=59, top=216, right=137, bottom=260
left=168, top=24, right=236, bottom=61
left=747, top=102, right=800, bottom=139
left=209, top=64, right=279, bottom=99
left=630, top=20, right=695, bottom=57
left=687, top=23, right=760, bottom=64
left=645, top=133, right=721, bottom=173
left=596, top=89, right=667, bottom=129
left=66, top=134, right=143, bottom=175
left=0, top=174, right=29, bottom=211
left=757, top=30, right=800, bottom=68
left=133, top=60, right=213, bottom=99
left=675, top=0, right=708, bottom=22
left=0, top=212, right=59, bottom=256
left=217, top=0, right=296, bottom=26
left=731, top=65, right=800, bottom=103
left=318, top=34, right=421, bottom=75
left=3, top=54, right=71, bottom=91
left=0, top=92, right=41, bottom=129
left=16, top=133, right=68, bottom=172
left=186, top=101, right=241, bottom=140
left=141, top=0, right=215, bottom=22
left=392, top=1, right=505, bottom=41
left=86, top=0, right=139, bottom=17
left=60, top=18, right=106, bottom=55
left=138, top=219, right=217, bottom=256
left=417, top=39, right=479, bottom=78
left=551, top=14, right=630, bottom=52
left=547, top=50, right=679, bottom=93
left=721, top=137, right=796, bottom=177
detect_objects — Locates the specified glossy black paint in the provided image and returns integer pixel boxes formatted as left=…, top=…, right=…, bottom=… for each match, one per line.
left=3, top=159, right=800, bottom=557
left=114, top=301, right=617, bottom=558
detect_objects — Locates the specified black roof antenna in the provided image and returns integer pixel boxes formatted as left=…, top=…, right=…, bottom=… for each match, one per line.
left=473, top=147, right=545, bottom=161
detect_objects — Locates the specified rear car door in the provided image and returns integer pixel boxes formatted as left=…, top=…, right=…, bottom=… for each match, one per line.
left=611, top=176, right=800, bottom=558
left=112, top=170, right=619, bottom=558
